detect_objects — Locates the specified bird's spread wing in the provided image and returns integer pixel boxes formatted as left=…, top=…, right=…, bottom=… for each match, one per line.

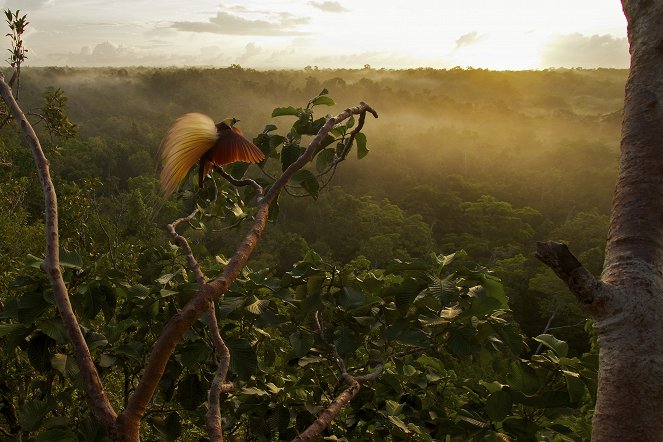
left=160, top=113, right=217, bottom=197
left=207, top=126, right=265, bottom=166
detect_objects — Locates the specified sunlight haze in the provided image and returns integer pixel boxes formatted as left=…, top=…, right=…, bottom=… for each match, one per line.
left=6, top=0, right=629, bottom=70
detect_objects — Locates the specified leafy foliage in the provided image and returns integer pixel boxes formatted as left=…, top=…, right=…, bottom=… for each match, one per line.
left=0, top=65, right=619, bottom=438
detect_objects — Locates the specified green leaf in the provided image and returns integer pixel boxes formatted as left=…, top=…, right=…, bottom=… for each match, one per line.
left=507, top=360, right=540, bottom=395
left=36, top=428, right=77, bottom=442
left=0, top=323, right=27, bottom=338
left=534, top=334, right=569, bottom=358
left=149, top=412, right=182, bottom=441
left=481, top=274, right=508, bottom=307
left=178, top=340, right=211, bottom=367
left=17, top=292, right=51, bottom=324
left=175, top=374, right=205, bottom=410
left=346, top=115, right=355, bottom=129
left=26, top=332, right=55, bottom=373
left=466, top=295, right=503, bottom=317
left=281, top=144, right=303, bottom=171
left=447, top=327, right=479, bottom=357
left=338, top=286, right=365, bottom=308
left=334, top=327, right=357, bottom=357
left=315, top=148, right=336, bottom=172
left=25, top=254, right=43, bottom=269
left=86, top=331, right=108, bottom=351
left=387, top=415, right=410, bottom=433
left=311, top=95, right=335, bottom=107
left=292, top=169, right=319, bottom=199
left=245, top=297, right=270, bottom=315
left=19, top=397, right=53, bottom=431
left=51, top=353, right=72, bottom=375
left=564, top=370, right=586, bottom=403
left=241, top=387, right=270, bottom=396
left=306, top=274, right=326, bottom=296
left=272, top=106, right=300, bottom=117
left=59, top=248, right=83, bottom=269
left=228, top=338, right=257, bottom=381
left=289, top=330, right=315, bottom=357
left=355, top=132, right=369, bottom=159
left=128, top=284, right=150, bottom=299
left=485, top=390, right=512, bottom=422
left=98, top=354, right=116, bottom=368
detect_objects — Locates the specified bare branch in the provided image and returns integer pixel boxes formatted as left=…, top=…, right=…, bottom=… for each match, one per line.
left=165, top=208, right=206, bottom=285
left=206, top=303, right=233, bottom=442
left=214, top=166, right=264, bottom=199
left=535, top=241, right=599, bottom=305
left=0, top=74, right=117, bottom=430
left=355, top=364, right=384, bottom=382
left=118, top=102, right=377, bottom=438
left=292, top=374, right=361, bottom=442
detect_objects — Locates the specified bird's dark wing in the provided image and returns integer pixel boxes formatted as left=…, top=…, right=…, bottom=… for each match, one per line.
left=208, top=127, right=265, bottom=166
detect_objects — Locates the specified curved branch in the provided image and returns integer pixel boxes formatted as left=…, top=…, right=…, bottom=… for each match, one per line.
left=535, top=241, right=600, bottom=305
left=118, top=102, right=378, bottom=439
left=215, top=166, right=264, bottom=199
left=0, top=74, right=117, bottom=429
left=206, top=303, right=233, bottom=441
left=165, top=208, right=206, bottom=285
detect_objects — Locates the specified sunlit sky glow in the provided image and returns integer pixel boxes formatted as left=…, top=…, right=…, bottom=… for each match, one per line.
left=6, top=0, right=629, bottom=70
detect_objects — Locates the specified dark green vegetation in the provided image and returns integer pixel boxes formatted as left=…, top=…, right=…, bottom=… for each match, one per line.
left=0, top=66, right=623, bottom=440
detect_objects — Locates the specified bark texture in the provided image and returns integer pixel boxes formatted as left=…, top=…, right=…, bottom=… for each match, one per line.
left=591, top=2, right=663, bottom=439
left=538, top=2, right=663, bottom=440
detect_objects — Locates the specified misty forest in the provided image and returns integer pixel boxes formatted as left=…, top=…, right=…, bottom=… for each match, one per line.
left=1, top=7, right=656, bottom=441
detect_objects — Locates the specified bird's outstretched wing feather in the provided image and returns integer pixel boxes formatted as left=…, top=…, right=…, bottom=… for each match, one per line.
left=208, top=127, right=265, bottom=166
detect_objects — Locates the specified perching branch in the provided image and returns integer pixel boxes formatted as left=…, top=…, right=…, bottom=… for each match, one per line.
left=0, top=74, right=118, bottom=430
left=535, top=241, right=600, bottom=305
left=117, top=102, right=378, bottom=440
left=215, top=166, right=264, bottom=199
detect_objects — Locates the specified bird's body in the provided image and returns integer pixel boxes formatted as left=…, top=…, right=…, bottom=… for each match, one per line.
left=159, top=113, right=264, bottom=197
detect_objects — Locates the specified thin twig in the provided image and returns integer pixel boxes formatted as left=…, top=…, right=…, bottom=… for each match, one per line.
left=165, top=208, right=206, bottom=285
left=214, top=166, right=264, bottom=199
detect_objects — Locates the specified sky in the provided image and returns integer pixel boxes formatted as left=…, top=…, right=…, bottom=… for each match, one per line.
left=4, top=0, right=630, bottom=70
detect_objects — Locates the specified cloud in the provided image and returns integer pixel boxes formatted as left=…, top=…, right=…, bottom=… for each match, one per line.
left=236, top=42, right=262, bottom=63
left=172, top=9, right=309, bottom=36
left=455, top=32, right=486, bottom=49
left=53, top=41, right=214, bottom=67
left=309, top=1, right=349, bottom=13
left=5, top=0, right=52, bottom=10
left=542, top=33, right=629, bottom=68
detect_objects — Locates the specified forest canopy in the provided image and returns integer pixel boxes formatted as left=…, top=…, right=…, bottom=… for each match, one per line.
left=0, top=65, right=624, bottom=440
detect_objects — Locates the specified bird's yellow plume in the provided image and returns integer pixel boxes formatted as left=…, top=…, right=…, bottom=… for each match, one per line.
left=159, top=113, right=217, bottom=197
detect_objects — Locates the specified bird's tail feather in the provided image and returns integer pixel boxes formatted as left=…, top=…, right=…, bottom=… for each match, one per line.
left=159, top=113, right=217, bottom=197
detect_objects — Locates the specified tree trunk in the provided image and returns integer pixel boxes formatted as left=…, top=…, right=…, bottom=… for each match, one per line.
left=538, top=2, right=663, bottom=440
left=594, top=1, right=663, bottom=439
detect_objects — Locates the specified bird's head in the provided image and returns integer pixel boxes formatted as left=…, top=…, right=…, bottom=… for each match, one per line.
left=217, top=117, right=239, bottom=130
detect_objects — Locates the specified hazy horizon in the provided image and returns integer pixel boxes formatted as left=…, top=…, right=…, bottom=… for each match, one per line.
left=8, top=0, right=629, bottom=71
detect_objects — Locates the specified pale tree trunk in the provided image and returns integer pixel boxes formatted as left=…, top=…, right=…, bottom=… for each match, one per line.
left=537, top=1, right=663, bottom=440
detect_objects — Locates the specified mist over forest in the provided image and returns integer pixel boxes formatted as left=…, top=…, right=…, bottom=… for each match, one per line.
left=7, top=66, right=625, bottom=340
left=0, top=65, right=627, bottom=439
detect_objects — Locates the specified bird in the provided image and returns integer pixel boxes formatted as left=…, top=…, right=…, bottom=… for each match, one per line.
left=159, top=113, right=265, bottom=197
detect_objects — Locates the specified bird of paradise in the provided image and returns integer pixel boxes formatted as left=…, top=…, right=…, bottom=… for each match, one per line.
left=159, top=113, right=265, bottom=197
